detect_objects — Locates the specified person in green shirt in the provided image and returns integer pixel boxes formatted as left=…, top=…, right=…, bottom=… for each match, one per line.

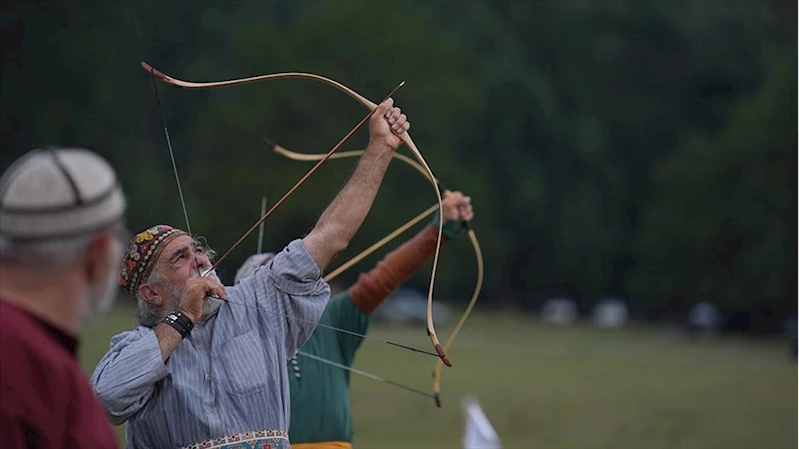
left=233, top=190, right=474, bottom=449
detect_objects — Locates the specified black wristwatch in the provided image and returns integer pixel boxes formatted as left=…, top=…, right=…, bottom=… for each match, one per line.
left=162, top=310, right=195, bottom=339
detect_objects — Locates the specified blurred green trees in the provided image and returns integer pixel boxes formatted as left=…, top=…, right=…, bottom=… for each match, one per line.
left=1, top=0, right=794, bottom=331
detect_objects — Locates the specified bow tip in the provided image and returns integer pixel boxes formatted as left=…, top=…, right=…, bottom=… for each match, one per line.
left=435, top=344, right=453, bottom=367
left=262, top=136, right=277, bottom=149
left=141, top=61, right=167, bottom=80
left=433, top=392, right=442, bottom=408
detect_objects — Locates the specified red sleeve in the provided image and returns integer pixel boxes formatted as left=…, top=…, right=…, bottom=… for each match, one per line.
left=349, top=224, right=447, bottom=315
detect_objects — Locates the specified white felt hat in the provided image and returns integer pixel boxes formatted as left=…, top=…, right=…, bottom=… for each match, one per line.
left=234, top=252, right=276, bottom=284
left=0, top=147, right=126, bottom=240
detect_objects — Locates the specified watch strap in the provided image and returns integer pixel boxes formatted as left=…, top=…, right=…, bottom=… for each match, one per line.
left=162, top=310, right=195, bottom=339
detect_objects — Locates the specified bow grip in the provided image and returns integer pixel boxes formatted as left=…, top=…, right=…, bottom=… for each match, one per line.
left=436, top=182, right=472, bottom=231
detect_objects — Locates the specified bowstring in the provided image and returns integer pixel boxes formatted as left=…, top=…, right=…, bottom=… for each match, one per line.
left=297, top=350, right=434, bottom=399
left=150, top=71, right=203, bottom=278
left=256, top=195, right=267, bottom=253
left=148, top=70, right=438, bottom=361
left=220, top=294, right=440, bottom=358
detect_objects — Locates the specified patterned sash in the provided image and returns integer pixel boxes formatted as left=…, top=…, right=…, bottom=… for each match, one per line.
left=183, top=430, right=290, bottom=449
left=291, top=443, right=352, bottom=449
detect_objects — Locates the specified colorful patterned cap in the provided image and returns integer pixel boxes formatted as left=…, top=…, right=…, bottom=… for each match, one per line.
left=119, top=224, right=188, bottom=296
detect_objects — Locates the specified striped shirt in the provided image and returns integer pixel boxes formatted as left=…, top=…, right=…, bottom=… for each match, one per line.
left=90, top=239, right=330, bottom=449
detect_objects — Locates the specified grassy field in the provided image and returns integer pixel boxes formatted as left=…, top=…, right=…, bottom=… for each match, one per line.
left=79, top=303, right=796, bottom=449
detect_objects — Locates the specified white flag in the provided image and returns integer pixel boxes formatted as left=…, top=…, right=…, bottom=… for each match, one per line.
left=461, top=395, right=502, bottom=449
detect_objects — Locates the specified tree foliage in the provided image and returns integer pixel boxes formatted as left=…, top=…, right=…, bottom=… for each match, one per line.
left=1, top=0, right=795, bottom=332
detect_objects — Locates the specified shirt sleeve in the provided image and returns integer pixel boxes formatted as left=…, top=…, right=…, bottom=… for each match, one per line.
left=323, top=291, right=371, bottom=367
left=233, top=238, right=331, bottom=358
left=89, top=328, right=170, bottom=425
left=349, top=223, right=450, bottom=315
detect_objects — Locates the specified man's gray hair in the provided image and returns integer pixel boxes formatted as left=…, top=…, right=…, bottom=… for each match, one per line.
left=135, top=270, right=170, bottom=328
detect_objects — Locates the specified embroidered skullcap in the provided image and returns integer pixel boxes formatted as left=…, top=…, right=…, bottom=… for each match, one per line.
left=0, top=147, right=126, bottom=241
left=234, top=252, right=276, bottom=284
left=119, top=224, right=187, bottom=296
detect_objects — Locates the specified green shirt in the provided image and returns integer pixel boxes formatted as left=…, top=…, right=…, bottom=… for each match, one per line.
left=286, top=215, right=465, bottom=445
left=288, top=291, right=369, bottom=445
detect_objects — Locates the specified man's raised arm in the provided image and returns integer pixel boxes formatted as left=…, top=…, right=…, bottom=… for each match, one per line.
left=303, top=98, right=410, bottom=271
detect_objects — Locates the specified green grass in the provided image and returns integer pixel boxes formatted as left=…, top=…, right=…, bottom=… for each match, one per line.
left=80, top=303, right=796, bottom=449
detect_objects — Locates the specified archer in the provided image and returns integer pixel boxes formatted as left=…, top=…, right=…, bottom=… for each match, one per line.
left=90, top=99, right=410, bottom=449
left=234, top=190, right=473, bottom=448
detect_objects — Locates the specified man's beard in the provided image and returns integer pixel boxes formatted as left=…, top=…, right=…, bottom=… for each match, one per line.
left=161, top=268, right=225, bottom=321
left=79, top=240, right=124, bottom=325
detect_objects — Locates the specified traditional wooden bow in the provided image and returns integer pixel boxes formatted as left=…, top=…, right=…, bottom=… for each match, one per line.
left=141, top=62, right=452, bottom=367
left=265, top=140, right=484, bottom=408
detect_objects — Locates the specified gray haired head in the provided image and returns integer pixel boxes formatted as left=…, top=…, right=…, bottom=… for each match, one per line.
left=0, top=147, right=126, bottom=266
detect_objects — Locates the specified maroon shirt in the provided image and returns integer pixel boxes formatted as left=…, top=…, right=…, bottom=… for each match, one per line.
left=0, top=300, right=119, bottom=449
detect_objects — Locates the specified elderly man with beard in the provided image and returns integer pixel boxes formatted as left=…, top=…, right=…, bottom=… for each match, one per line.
left=90, top=98, right=412, bottom=449
left=0, top=148, right=128, bottom=448
left=233, top=190, right=473, bottom=449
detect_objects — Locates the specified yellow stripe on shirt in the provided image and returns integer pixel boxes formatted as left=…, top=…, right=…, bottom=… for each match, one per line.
left=291, top=442, right=352, bottom=449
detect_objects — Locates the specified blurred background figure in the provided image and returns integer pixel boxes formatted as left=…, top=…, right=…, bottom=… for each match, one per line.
left=461, top=395, right=502, bottom=449
left=687, top=301, right=722, bottom=337
left=0, top=148, right=126, bottom=448
left=591, top=296, right=629, bottom=329
left=541, top=297, right=578, bottom=326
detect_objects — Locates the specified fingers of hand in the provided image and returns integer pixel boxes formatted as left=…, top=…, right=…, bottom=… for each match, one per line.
left=188, top=277, right=226, bottom=300
left=384, top=106, right=400, bottom=123
left=446, top=192, right=473, bottom=222
left=460, top=204, right=474, bottom=222
left=444, top=191, right=469, bottom=206
left=391, top=114, right=409, bottom=135
left=210, top=285, right=226, bottom=300
left=203, top=278, right=226, bottom=299
left=383, top=105, right=407, bottom=132
left=376, top=97, right=395, bottom=114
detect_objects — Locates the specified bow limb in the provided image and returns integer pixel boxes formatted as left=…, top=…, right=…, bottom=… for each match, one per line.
left=430, top=230, right=483, bottom=407
left=143, top=62, right=449, bottom=366
left=384, top=133, right=449, bottom=367
left=324, top=203, right=439, bottom=283
left=141, top=62, right=377, bottom=107
left=267, top=142, right=487, bottom=402
left=267, top=139, right=432, bottom=182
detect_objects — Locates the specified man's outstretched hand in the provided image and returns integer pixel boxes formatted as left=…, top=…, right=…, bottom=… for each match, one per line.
left=368, top=98, right=411, bottom=152
left=442, top=191, right=474, bottom=223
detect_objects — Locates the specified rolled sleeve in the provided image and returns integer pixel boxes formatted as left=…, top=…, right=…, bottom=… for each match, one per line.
left=230, top=239, right=330, bottom=358
left=267, top=239, right=323, bottom=295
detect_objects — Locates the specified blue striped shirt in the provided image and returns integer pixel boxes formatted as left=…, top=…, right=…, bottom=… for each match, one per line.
left=90, top=239, right=330, bottom=449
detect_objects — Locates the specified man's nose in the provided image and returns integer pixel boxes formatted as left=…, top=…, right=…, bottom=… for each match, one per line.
left=192, top=253, right=211, bottom=270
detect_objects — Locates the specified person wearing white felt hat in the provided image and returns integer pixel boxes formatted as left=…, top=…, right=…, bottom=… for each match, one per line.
left=0, top=147, right=127, bottom=449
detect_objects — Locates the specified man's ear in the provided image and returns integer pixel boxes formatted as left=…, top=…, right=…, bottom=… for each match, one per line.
left=85, top=234, right=113, bottom=285
left=137, top=279, right=164, bottom=307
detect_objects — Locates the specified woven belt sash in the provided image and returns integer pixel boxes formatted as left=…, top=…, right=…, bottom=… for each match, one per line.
left=183, top=430, right=290, bottom=449
left=291, top=443, right=353, bottom=449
